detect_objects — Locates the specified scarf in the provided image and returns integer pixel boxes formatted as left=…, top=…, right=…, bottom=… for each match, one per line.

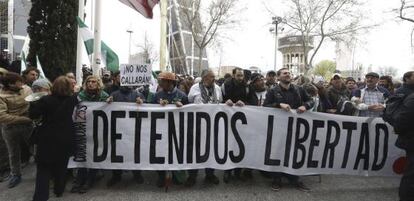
left=199, top=83, right=218, bottom=104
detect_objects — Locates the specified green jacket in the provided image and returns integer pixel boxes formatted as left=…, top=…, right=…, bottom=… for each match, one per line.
left=78, top=90, right=109, bottom=102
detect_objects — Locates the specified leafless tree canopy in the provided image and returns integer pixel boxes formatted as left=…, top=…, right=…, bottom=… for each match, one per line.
left=135, top=32, right=158, bottom=64
left=399, top=0, right=414, bottom=23
left=180, top=0, right=239, bottom=72
left=272, top=0, right=372, bottom=72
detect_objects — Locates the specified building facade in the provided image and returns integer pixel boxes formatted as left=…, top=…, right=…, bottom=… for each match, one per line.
left=167, top=0, right=208, bottom=76
left=278, top=35, right=313, bottom=76
left=0, top=0, right=30, bottom=61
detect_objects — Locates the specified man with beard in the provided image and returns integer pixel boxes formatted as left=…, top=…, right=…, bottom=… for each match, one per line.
left=263, top=68, right=314, bottom=192
left=104, top=71, right=121, bottom=95
left=185, top=69, right=222, bottom=187
left=265, top=70, right=277, bottom=90
left=352, top=72, right=390, bottom=117
left=326, top=74, right=351, bottom=114
left=106, top=86, right=145, bottom=187
left=71, top=75, right=109, bottom=194
left=221, top=67, right=248, bottom=183
left=0, top=72, right=33, bottom=188
left=152, top=72, right=188, bottom=188
left=345, top=77, right=357, bottom=95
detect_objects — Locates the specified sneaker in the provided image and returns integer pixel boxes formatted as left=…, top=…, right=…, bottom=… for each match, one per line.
left=205, top=174, right=219, bottom=185
left=294, top=182, right=310, bottom=192
left=106, top=176, right=121, bottom=187
left=184, top=176, right=196, bottom=187
left=8, top=175, right=21, bottom=188
left=271, top=180, right=281, bottom=191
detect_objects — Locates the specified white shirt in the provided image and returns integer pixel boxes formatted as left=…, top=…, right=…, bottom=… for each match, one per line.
left=188, top=83, right=223, bottom=104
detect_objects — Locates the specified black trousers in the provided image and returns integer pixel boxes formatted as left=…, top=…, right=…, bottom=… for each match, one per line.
left=400, top=151, right=414, bottom=201
left=272, top=172, right=299, bottom=184
left=74, top=168, right=97, bottom=186
left=112, top=170, right=141, bottom=178
left=188, top=168, right=215, bottom=178
left=32, top=158, right=69, bottom=201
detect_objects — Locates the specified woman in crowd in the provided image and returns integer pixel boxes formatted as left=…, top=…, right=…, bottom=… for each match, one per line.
left=71, top=75, right=109, bottom=193
left=30, top=76, right=78, bottom=201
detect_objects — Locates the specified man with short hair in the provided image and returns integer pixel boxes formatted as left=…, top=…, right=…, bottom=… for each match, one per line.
left=264, top=68, right=314, bottom=192
left=265, top=70, right=277, bottom=90
left=221, top=67, right=248, bottom=182
left=326, top=74, right=351, bottom=114
left=21, top=67, right=40, bottom=87
left=395, top=71, right=414, bottom=95
left=185, top=69, right=222, bottom=186
left=352, top=72, right=390, bottom=117
left=0, top=72, right=33, bottom=188
left=345, top=77, right=357, bottom=94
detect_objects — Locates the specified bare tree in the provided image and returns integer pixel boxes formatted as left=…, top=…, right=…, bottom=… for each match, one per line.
left=397, top=0, right=414, bottom=51
left=135, top=32, right=158, bottom=65
left=180, top=0, right=240, bottom=75
left=270, top=0, right=373, bottom=74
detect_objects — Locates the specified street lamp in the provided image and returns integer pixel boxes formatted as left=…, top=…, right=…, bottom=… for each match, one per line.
left=269, top=16, right=284, bottom=72
left=126, top=29, right=133, bottom=63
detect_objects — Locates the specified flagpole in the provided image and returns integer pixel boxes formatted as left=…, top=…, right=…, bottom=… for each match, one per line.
left=7, top=0, right=14, bottom=61
left=76, top=0, right=85, bottom=83
left=159, top=0, right=167, bottom=72
left=92, top=0, right=102, bottom=76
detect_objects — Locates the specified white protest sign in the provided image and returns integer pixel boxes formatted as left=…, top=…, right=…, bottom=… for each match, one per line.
left=120, top=64, right=152, bottom=86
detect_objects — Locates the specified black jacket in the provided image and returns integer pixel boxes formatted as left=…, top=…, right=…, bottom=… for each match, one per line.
left=29, top=95, right=79, bottom=165
left=263, top=84, right=314, bottom=110
left=395, top=93, right=414, bottom=151
left=222, top=78, right=249, bottom=103
left=395, top=84, right=414, bottom=96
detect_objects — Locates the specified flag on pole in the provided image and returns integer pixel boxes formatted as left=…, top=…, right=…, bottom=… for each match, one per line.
left=35, top=55, right=46, bottom=79
left=118, top=0, right=160, bottom=19
left=76, top=17, right=120, bottom=72
left=20, top=36, right=30, bottom=73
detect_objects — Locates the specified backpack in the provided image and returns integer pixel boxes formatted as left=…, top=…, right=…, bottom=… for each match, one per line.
left=382, top=94, right=408, bottom=130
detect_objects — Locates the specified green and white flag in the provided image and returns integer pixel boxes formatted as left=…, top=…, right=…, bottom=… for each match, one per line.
left=76, top=17, right=119, bottom=72
left=20, top=36, right=30, bottom=72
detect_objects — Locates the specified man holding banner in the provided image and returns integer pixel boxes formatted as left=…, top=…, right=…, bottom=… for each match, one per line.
left=185, top=69, right=222, bottom=186
left=264, top=68, right=314, bottom=192
left=152, top=71, right=188, bottom=187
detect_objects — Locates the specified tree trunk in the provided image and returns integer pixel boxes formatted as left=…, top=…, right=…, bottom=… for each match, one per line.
left=198, top=48, right=203, bottom=76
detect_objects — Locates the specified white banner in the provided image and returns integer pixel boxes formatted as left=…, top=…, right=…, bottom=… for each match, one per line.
left=69, top=103, right=405, bottom=177
left=120, top=64, right=152, bottom=86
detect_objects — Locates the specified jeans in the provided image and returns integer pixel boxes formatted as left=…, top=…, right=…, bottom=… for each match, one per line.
left=1, top=123, right=33, bottom=176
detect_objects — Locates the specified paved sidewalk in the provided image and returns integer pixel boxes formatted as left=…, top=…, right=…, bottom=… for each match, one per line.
left=0, top=163, right=400, bottom=201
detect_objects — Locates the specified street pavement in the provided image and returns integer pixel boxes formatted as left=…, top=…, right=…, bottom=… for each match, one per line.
left=0, top=162, right=400, bottom=201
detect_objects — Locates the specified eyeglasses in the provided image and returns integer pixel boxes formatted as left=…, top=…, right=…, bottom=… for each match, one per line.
left=87, top=80, right=97, bottom=83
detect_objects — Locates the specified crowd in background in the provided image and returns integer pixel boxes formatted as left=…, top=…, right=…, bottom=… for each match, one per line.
left=0, top=65, right=414, bottom=201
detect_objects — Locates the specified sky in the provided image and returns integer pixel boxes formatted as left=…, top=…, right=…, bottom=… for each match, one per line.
left=83, top=0, right=414, bottom=78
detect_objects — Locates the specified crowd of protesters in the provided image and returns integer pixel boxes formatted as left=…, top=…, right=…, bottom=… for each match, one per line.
left=0, top=64, right=413, bottom=201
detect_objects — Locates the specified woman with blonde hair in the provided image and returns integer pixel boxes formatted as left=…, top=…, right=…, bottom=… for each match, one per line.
left=30, top=76, right=79, bottom=201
